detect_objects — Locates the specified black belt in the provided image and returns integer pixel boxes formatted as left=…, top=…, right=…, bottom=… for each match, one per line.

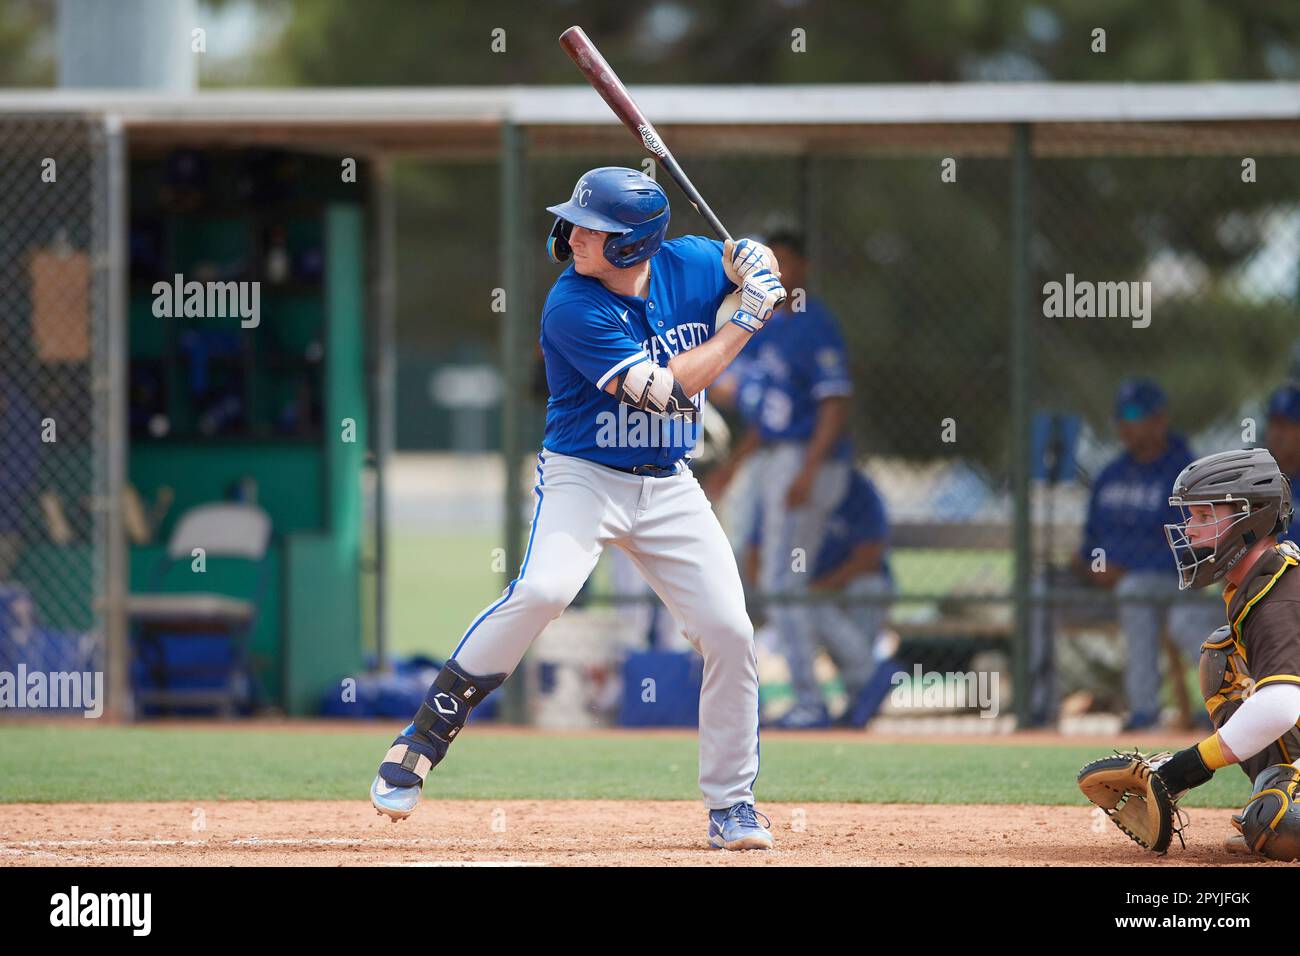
left=607, top=462, right=681, bottom=478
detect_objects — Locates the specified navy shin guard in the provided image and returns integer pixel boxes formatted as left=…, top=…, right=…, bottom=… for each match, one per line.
left=377, top=660, right=506, bottom=789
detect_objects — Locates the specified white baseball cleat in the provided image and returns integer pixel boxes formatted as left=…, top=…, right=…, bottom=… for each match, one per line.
left=708, top=802, right=774, bottom=850
left=370, top=774, right=421, bottom=822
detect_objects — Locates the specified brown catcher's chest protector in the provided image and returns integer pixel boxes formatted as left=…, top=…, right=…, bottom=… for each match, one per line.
left=1205, top=543, right=1300, bottom=783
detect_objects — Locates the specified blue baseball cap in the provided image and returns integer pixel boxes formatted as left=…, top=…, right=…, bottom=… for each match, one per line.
left=1268, top=384, right=1300, bottom=423
left=1114, top=379, right=1167, bottom=422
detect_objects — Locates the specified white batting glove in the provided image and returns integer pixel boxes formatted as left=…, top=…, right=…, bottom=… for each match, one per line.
left=727, top=269, right=786, bottom=333
left=722, top=238, right=779, bottom=287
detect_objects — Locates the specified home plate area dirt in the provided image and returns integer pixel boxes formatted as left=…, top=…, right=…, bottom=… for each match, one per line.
left=0, top=800, right=1288, bottom=866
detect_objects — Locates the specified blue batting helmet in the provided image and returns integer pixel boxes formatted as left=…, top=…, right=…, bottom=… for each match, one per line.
left=546, top=167, right=670, bottom=268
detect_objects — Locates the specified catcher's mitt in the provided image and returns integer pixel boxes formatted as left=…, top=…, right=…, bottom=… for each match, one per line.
left=1077, top=750, right=1187, bottom=853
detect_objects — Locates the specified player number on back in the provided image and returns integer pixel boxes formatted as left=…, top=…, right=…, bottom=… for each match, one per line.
left=762, top=392, right=793, bottom=432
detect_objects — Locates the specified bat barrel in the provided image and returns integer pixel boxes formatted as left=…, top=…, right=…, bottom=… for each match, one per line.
left=559, top=25, right=733, bottom=244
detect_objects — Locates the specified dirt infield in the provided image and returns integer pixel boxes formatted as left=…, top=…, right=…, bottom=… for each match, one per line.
left=0, top=799, right=1285, bottom=866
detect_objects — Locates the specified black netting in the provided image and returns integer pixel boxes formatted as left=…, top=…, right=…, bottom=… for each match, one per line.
left=508, top=120, right=1300, bottom=726
left=0, top=116, right=111, bottom=698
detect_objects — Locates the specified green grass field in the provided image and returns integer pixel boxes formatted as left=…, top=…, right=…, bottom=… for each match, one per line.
left=0, top=724, right=1249, bottom=807
left=389, top=532, right=502, bottom=659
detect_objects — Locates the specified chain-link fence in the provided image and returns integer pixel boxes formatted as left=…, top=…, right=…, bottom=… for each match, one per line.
left=1026, top=124, right=1300, bottom=730
left=0, top=115, right=114, bottom=714
left=3, top=95, right=1296, bottom=729
left=503, top=117, right=1300, bottom=727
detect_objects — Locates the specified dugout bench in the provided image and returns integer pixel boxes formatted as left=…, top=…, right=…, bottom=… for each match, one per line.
left=886, top=520, right=1200, bottom=728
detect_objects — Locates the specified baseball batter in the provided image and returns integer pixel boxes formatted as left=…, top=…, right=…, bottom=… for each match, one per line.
left=369, top=166, right=787, bottom=850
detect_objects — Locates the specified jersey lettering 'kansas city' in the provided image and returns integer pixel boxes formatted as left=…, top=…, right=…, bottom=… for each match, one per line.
left=540, top=235, right=732, bottom=468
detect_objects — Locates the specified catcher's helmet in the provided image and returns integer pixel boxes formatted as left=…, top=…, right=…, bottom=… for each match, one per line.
left=546, top=167, right=670, bottom=268
left=1164, top=448, right=1294, bottom=590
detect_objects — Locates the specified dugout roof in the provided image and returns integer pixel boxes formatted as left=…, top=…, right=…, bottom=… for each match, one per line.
left=1, top=83, right=1298, bottom=157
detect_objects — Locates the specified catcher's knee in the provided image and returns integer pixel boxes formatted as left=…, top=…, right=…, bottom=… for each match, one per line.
left=1235, top=763, right=1300, bottom=861
left=378, top=660, right=506, bottom=789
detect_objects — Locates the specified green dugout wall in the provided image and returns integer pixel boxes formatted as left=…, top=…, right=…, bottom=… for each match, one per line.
left=127, top=150, right=371, bottom=715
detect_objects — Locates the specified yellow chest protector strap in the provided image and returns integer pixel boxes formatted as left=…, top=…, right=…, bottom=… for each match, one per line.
left=1225, top=547, right=1300, bottom=660
left=1203, top=548, right=1299, bottom=717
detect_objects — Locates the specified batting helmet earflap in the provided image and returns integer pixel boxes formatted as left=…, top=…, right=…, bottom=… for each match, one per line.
left=545, top=167, right=670, bottom=268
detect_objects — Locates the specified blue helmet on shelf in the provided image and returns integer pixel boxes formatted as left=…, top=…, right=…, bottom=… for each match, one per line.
left=546, top=167, right=670, bottom=268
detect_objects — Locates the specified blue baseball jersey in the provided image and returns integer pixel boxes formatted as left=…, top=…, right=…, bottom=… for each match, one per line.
left=539, top=236, right=732, bottom=469
left=715, top=354, right=768, bottom=425
left=745, top=296, right=853, bottom=459
left=813, top=470, right=891, bottom=580
left=746, top=469, right=890, bottom=580
left=1081, top=433, right=1196, bottom=573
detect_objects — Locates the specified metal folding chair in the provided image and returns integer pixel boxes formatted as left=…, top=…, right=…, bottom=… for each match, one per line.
left=127, top=503, right=272, bottom=717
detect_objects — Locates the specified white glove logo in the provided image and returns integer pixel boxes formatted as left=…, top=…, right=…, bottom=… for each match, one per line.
left=733, top=270, right=787, bottom=332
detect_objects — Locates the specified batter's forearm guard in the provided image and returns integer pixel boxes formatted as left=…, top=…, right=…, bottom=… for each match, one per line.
left=377, top=660, right=507, bottom=790
left=615, top=362, right=698, bottom=421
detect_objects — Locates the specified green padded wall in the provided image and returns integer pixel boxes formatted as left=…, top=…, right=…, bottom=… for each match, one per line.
left=283, top=532, right=361, bottom=715
left=283, top=204, right=367, bottom=714
left=126, top=188, right=368, bottom=714
left=130, top=445, right=324, bottom=541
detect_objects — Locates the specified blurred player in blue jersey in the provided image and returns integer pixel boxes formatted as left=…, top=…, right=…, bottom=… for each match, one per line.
left=1075, top=379, right=1212, bottom=730
left=709, top=230, right=854, bottom=728
left=742, top=468, right=893, bottom=724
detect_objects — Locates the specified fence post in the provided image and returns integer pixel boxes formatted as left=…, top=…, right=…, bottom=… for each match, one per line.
left=103, top=113, right=130, bottom=720
left=371, top=157, right=397, bottom=672
left=498, top=121, right=529, bottom=724
left=1010, top=122, right=1034, bottom=729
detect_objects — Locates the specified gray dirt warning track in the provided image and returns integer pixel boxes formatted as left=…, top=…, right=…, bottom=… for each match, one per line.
left=0, top=800, right=1286, bottom=867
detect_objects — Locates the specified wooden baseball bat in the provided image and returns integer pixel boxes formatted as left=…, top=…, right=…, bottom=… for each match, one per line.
left=559, top=25, right=732, bottom=242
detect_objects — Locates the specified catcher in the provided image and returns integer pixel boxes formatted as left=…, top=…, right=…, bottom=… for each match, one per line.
left=1079, top=447, right=1300, bottom=860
